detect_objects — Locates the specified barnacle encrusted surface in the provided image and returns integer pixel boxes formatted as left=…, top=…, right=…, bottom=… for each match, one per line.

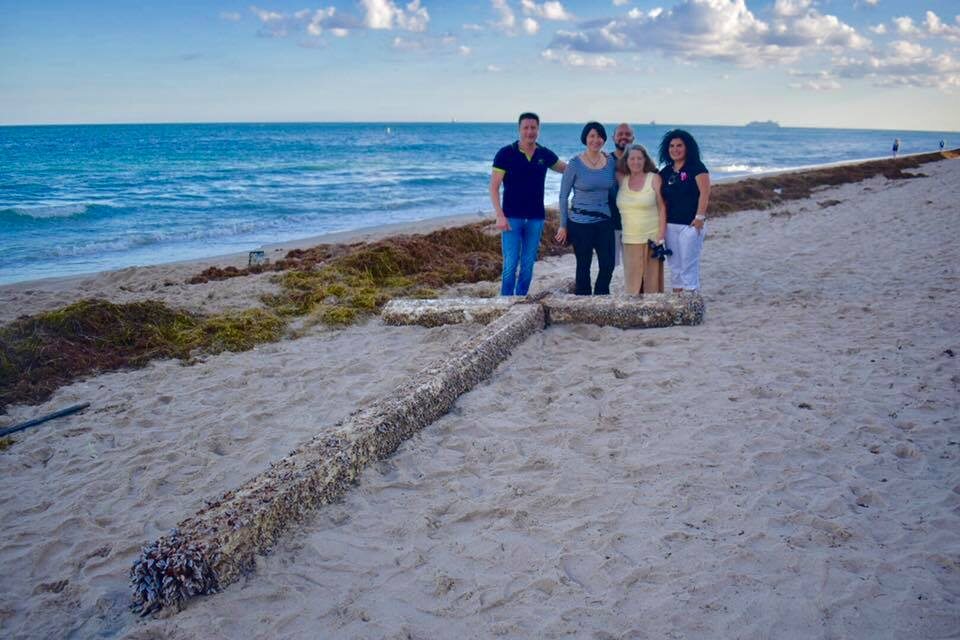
left=130, top=303, right=546, bottom=614
left=544, top=292, right=705, bottom=328
left=381, top=297, right=517, bottom=327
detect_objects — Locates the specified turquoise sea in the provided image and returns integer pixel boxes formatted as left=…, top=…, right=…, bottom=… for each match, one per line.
left=0, top=122, right=954, bottom=285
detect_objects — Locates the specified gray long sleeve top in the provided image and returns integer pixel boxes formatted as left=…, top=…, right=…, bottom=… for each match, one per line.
left=558, top=154, right=617, bottom=227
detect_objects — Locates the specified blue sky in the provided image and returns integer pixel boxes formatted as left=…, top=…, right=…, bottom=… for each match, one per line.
left=1, top=0, right=958, bottom=130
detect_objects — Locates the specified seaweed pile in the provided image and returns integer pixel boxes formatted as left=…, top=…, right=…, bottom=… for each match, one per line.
left=189, top=214, right=568, bottom=285
left=0, top=300, right=283, bottom=411
left=709, top=149, right=956, bottom=214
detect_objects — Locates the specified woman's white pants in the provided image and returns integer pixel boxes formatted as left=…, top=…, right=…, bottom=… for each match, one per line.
left=665, top=222, right=706, bottom=290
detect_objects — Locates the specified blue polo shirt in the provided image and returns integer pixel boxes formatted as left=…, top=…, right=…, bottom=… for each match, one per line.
left=493, top=141, right=560, bottom=220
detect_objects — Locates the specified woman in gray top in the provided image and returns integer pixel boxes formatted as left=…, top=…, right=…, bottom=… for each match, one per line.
left=555, top=121, right=618, bottom=295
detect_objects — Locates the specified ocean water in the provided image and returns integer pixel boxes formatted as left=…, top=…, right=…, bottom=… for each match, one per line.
left=0, top=122, right=954, bottom=285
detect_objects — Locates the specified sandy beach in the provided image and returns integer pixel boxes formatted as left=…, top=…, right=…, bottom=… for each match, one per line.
left=1, top=158, right=959, bottom=638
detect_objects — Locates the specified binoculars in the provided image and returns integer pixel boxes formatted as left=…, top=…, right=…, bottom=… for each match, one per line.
left=648, top=240, right=672, bottom=262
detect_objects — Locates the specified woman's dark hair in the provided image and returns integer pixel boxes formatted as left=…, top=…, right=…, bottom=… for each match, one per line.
left=518, top=112, right=540, bottom=125
left=658, top=128, right=702, bottom=167
left=580, top=121, right=607, bottom=145
left=618, top=144, right=657, bottom=175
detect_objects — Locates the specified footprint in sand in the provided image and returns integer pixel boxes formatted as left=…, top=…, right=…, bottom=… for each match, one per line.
left=893, top=442, right=921, bottom=459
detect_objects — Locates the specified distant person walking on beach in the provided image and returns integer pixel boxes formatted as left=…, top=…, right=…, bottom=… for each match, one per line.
left=940, top=139, right=945, bottom=151
left=609, top=123, right=635, bottom=268
left=892, top=138, right=900, bottom=157
left=556, top=122, right=618, bottom=295
left=490, top=112, right=566, bottom=296
left=617, top=144, right=667, bottom=294
left=659, top=129, right=710, bottom=292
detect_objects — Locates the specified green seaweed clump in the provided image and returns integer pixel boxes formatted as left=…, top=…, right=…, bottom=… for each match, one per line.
left=0, top=436, right=13, bottom=451
left=182, top=309, right=285, bottom=354
left=0, top=299, right=286, bottom=411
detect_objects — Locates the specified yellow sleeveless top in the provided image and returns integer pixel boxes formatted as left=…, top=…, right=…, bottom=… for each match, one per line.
left=616, top=174, right=659, bottom=244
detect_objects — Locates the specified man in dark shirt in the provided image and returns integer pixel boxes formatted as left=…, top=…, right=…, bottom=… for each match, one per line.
left=609, top=122, right=634, bottom=268
left=490, top=112, right=566, bottom=296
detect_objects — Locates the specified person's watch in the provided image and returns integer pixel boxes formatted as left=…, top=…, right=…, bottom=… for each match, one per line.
left=695, top=214, right=707, bottom=221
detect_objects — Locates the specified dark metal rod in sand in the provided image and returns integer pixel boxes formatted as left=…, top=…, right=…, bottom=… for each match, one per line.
left=0, top=402, right=91, bottom=438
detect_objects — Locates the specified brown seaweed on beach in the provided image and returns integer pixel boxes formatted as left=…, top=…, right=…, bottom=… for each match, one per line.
left=186, top=244, right=345, bottom=284
left=0, top=300, right=283, bottom=412
left=709, top=149, right=956, bottom=215
left=186, top=211, right=570, bottom=284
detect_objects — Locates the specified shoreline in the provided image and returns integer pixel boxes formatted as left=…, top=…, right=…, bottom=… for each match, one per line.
left=2, top=149, right=951, bottom=293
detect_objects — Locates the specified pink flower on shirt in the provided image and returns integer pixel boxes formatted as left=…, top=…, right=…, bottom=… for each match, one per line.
left=680, top=171, right=688, bottom=181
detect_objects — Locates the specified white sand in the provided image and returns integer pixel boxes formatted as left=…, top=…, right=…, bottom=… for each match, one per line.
left=1, top=160, right=959, bottom=639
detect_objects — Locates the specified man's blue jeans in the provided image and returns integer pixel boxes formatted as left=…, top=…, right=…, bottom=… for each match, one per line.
left=500, top=217, right=545, bottom=296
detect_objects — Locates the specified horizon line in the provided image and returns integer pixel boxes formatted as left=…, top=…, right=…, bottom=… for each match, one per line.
left=0, top=120, right=957, bottom=134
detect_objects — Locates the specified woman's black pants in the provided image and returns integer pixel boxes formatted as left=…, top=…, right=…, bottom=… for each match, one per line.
left=567, top=218, right=615, bottom=295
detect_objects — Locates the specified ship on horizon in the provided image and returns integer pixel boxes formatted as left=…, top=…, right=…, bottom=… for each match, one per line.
left=745, top=120, right=781, bottom=128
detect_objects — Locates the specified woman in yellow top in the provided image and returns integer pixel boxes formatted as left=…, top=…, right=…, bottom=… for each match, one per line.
left=616, top=144, right=667, bottom=294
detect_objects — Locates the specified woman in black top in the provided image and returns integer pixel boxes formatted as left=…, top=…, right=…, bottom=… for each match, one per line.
left=658, top=129, right=710, bottom=292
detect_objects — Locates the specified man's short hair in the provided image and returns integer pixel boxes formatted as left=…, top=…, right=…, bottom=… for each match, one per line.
left=518, top=112, right=540, bottom=125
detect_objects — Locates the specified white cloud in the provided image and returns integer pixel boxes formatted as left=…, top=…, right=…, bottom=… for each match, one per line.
left=613, top=0, right=629, bottom=6
left=782, top=11, right=871, bottom=50
left=361, top=0, right=429, bottom=32
left=486, top=64, right=502, bottom=72
left=773, top=0, right=811, bottom=19
left=306, top=8, right=338, bottom=36
left=787, top=70, right=841, bottom=91
left=459, top=45, right=472, bottom=56
left=250, top=3, right=428, bottom=40
left=541, top=47, right=616, bottom=68
left=492, top=0, right=516, bottom=32
left=220, top=11, right=242, bottom=22
left=492, top=0, right=547, bottom=36
left=521, top=0, right=574, bottom=21
left=550, top=0, right=773, bottom=64
left=924, top=11, right=960, bottom=41
left=790, top=78, right=842, bottom=90
left=862, top=0, right=879, bottom=6
left=869, top=24, right=887, bottom=35
left=549, top=0, right=869, bottom=66
left=834, top=40, right=960, bottom=89
left=893, top=16, right=920, bottom=36
left=463, top=23, right=484, bottom=31
left=251, top=6, right=284, bottom=23
left=250, top=5, right=291, bottom=37
left=392, top=35, right=424, bottom=50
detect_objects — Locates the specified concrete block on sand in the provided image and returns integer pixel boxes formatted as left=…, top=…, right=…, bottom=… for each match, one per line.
left=381, top=297, right=517, bottom=327
left=544, top=292, right=705, bottom=328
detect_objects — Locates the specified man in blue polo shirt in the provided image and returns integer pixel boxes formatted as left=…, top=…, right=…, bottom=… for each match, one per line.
left=490, top=112, right=566, bottom=296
